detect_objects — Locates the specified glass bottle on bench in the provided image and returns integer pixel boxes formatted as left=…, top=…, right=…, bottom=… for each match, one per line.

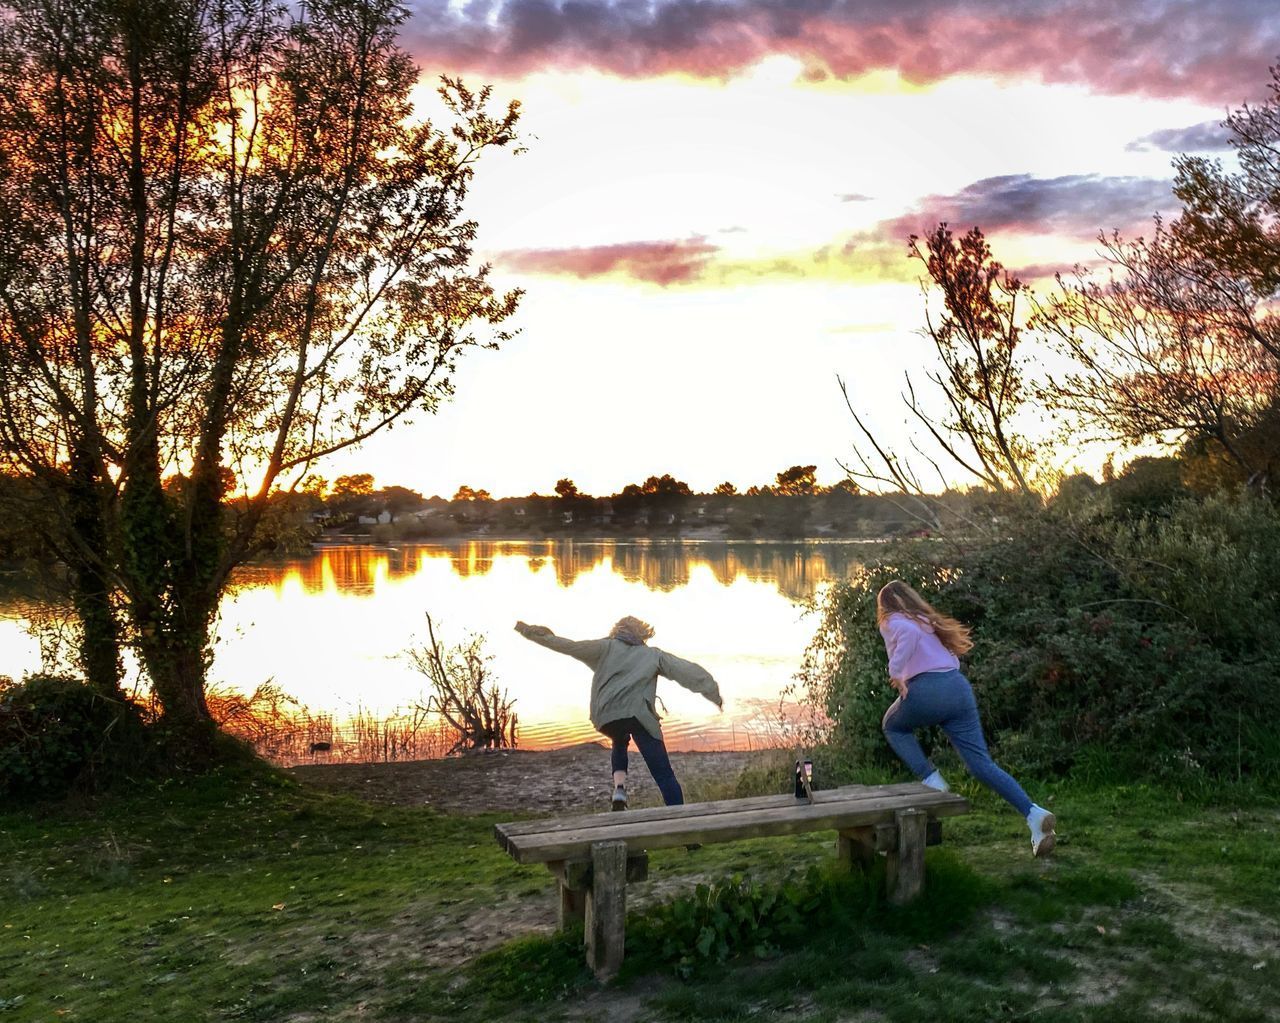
left=794, top=759, right=813, bottom=798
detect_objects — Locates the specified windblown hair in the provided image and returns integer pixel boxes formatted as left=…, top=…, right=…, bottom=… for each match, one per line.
left=876, top=581, right=973, bottom=656
left=609, top=615, right=655, bottom=644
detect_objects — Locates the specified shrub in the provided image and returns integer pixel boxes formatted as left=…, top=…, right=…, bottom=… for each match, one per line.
left=0, top=674, right=144, bottom=800
left=798, top=493, right=1280, bottom=783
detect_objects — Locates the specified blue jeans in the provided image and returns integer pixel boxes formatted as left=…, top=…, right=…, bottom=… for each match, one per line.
left=881, top=669, right=1032, bottom=816
left=599, top=717, right=684, bottom=806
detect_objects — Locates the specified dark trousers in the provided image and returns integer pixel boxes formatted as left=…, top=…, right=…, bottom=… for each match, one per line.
left=881, top=669, right=1033, bottom=816
left=599, top=716, right=684, bottom=806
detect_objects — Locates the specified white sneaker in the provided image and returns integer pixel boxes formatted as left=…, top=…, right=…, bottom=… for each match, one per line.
left=1028, top=806, right=1056, bottom=857
left=922, top=770, right=950, bottom=792
left=611, top=786, right=628, bottom=811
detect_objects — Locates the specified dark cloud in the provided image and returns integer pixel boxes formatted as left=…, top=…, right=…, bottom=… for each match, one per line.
left=495, top=237, right=718, bottom=285
left=403, top=0, right=1280, bottom=104
left=1126, top=119, right=1234, bottom=152
left=497, top=175, right=1178, bottom=287
left=867, top=173, right=1176, bottom=245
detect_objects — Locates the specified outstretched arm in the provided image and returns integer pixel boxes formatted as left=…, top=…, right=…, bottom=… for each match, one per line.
left=657, top=650, right=723, bottom=709
left=514, top=621, right=608, bottom=669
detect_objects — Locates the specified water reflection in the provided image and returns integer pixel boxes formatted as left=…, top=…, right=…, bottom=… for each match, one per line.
left=3, top=540, right=871, bottom=752
left=233, top=539, right=873, bottom=603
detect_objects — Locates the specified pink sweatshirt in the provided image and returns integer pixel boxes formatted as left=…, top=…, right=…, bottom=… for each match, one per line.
left=879, top=612, right=959, bottom=682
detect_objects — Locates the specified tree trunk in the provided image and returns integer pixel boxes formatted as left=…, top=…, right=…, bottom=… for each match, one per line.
left=68, top=562, right=123, bottom=698
left=65, top=447, right=124, bottom=698
left=141, top=625, right=216, bottom=757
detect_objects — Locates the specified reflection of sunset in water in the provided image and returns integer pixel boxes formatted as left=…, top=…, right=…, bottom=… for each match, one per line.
left=2, top=540, right=871, bottom=751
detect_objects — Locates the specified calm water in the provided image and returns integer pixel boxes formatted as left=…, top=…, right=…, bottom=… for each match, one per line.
left=0, top=539, right=872, bottom=750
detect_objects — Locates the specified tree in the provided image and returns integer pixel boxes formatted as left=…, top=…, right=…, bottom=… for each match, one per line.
left=333, top=475, right=375, bottom=499
left=640, top=474, right=693, bottom=498
left=841, top=224, right=1039, bottom=533
left=1037, top=72, right=1280, bottom=491
left=406, top=615, right=517, bottom=754
left=0, top=0, right=522, bottom=751
left=610, top=474, right=692, bottom=524
left=712, top=481, right=737, bottom=496
left=1037, top=225, right=1278, bottom=489
left=554, top=478, right=581, bottom=501
left=775, top=465, right=818, bottom=495
left=377, top=485, right=424, bottom=523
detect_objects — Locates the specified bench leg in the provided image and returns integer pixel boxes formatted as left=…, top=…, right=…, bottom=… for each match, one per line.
left=585, top=840, right=627, bottom=981
left=836, top=827, right=876, bottom=871
left=886, top=807, right=927, bottom=905
left=559, top=882, right=587, bottom=928
left=546, top=861, right=588, bottom=930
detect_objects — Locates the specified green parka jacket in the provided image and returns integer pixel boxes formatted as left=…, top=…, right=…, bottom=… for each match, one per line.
left=516, top=624, right=722, bottom=739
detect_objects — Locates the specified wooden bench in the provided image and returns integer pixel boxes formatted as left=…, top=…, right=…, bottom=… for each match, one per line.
left=494, top=782, right=970, bottom=979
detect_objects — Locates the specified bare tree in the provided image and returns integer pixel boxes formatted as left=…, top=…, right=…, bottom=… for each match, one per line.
left=0, top=0, right=522, bottom=752
left=840, top=224, right=1039, bottom=532
left=1036, top=224, right=1277, bottom=487
left=406, top=615, right=517, bottom=754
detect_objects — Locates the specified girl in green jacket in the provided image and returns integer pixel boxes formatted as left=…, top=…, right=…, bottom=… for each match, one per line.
left=515, top=615, right=723, bottom=809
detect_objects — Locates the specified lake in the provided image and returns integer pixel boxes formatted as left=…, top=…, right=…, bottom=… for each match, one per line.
left=0, top=539, right=874, bottom=752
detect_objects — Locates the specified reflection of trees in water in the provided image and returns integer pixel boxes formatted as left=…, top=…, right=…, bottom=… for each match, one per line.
left=610, top=543, right=691, bottom=592
left=303, top=547, right=383, bottom=592
left=447, top=542, right=495, bottom=579
left=233, top=546, right=413, bottom=594
left=722, top=544, right=864, bottom=603
left=433, top=540, right=869, bottom=600
left=226, top=540, right=871, bottom=601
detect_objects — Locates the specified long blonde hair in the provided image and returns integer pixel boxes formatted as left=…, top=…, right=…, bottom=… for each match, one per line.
left=876, top=581, right=973, bottom=656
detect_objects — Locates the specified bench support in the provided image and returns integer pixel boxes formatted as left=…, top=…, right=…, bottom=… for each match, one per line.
left=837, top=817, right=943, bottom=882
left=585, top=840, right=627, bottom=980
left=836, top=826, right=877, bottom=869
left=547, top=852, right=648, bottom=931
left=886, top=808, right=927, bottom=905
left=558, top=882, right=587, bottom=928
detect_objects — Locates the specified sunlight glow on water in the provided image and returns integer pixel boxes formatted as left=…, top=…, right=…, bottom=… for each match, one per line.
left=0, top=540, right=873, bottom=751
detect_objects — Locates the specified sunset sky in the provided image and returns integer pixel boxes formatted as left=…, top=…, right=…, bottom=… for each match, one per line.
left=333, top=0, right=1280, bottom=498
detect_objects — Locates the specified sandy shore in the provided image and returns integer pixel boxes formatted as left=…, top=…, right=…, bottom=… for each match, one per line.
left=288, top=743, right=769, bottom=815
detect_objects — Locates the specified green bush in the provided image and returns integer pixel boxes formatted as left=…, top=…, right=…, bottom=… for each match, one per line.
left=798, top=493, right=1280, bottom=783
left=635, top=870, right=815, bottom=977
left=0, top=674, right=143, bottom=800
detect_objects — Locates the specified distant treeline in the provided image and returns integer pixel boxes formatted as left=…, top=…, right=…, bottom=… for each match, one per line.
left=297, top=457, right=1201, bottom=544
left=0, top=455, right=1212, bottom=574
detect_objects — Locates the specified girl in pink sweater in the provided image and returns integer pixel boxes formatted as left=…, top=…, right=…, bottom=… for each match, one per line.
left=878, top=580, right=1056, bottom=857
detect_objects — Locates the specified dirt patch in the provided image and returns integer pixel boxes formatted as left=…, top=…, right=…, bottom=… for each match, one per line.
left=287, top=744, right=763, bottom=815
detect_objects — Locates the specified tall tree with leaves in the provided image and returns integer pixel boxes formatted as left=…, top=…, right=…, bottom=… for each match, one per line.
left=0, top=0, right=522, bottom=752
left=775, top=465, right=819, bottom=496
left=1038, top=68, right=1280, bottom=491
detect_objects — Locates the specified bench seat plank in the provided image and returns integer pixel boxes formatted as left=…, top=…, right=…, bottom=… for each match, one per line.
left=499, top=789, right=969, bottom=863
left=496, top=782, right=932, bottom=846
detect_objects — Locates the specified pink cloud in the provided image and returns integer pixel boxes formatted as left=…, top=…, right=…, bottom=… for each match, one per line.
left=403, top=1, right=1280, bottom=104
left=494, top=174, right=1178, bottom=288
left=496, top=237, right=719, bottom=285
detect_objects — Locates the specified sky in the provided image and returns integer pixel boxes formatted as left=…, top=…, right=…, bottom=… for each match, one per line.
left=323, top=0, right=1279, bottom=499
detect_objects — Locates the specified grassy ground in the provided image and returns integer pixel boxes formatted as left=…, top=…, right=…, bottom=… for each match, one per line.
left=1, top=759, right=1277, bottom=1023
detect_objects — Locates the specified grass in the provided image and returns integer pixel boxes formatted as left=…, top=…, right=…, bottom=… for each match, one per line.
left=1, top=759, right=1277, bottom=1023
